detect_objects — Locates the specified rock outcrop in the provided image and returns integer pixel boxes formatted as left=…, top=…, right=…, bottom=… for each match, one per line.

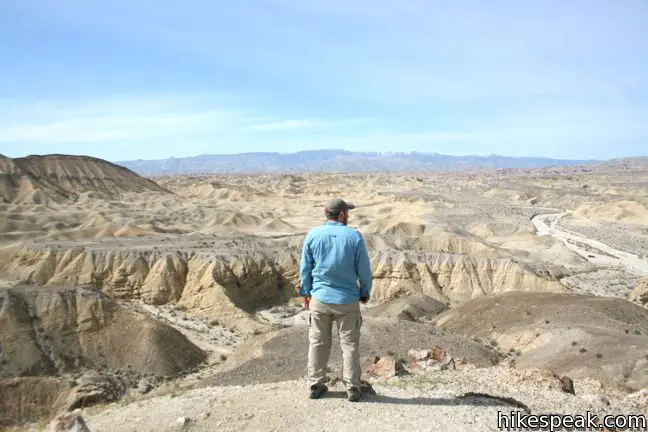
left=630, top=276, right=648, bottom=306
left=46, top=409, right=91, bottom=432
left=369, top=250, right=567, bottom=304
left=62, top=372, right=127, bottom=411
left=1, top=242, right=569, bottom=329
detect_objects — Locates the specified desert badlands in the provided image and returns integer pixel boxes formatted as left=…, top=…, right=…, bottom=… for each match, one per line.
left=1, top=153, right=648, bottom=431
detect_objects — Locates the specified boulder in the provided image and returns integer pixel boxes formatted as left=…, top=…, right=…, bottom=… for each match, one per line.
left=407, top=347, right=455, bottom=372
left=365, top=356, right=407, bottom=378
left=46, top=409, right=91, bottom=432
left=554, top=374, right=575, bottom=395
left=63, top=372, right=126, bottom=411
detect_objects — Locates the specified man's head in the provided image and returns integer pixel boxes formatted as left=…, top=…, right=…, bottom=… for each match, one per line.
left=325, top=198, right=355, bottom=225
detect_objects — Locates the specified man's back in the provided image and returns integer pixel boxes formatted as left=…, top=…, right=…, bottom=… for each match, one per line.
left=300, top=221, right=372, bottom=305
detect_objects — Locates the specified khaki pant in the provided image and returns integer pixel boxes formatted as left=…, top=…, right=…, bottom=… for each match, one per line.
left=307, top=298, right=362, bottom=389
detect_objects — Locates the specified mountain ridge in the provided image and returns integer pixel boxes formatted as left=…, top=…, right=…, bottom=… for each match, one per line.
left=115, top=149, right=600, bottom=175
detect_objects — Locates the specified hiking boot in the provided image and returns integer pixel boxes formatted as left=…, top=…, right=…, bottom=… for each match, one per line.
left=309, top=384, right=328, bottom=399
left=347, top=387, right=361, bottom=402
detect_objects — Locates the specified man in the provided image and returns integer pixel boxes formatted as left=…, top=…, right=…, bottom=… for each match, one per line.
left=299, top=198, right=373, bottom=402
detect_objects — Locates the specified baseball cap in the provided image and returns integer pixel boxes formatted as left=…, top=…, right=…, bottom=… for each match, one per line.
left=325, top=198, right=355, bottom=215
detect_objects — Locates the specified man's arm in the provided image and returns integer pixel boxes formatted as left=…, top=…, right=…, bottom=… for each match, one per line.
left=355, top=233, right=372, bottom=300
left=299, top=235, right=314, bottom=298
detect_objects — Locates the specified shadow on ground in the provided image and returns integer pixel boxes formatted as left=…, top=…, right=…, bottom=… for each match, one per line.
left=318, top=390, right=530, bottom=412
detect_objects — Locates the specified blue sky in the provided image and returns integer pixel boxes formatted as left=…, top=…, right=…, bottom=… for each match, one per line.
left=1, top=0, right=647, bottom=161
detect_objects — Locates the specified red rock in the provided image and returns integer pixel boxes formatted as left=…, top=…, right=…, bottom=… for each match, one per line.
left=407, top=358, right=420, bottom=370
left=430, top=347, right=446, bottom=362
left=366, top=356, right=406, bottom=378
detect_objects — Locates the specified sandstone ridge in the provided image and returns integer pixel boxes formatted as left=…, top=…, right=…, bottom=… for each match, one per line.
left=0, top=242, right=569, bottom=328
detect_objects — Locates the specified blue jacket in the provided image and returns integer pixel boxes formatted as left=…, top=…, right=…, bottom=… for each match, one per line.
left=299, top=221, right=372, bottom=304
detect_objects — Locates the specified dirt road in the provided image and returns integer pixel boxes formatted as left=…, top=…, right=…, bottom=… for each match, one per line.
left=531, top=212, right=648, bottom=276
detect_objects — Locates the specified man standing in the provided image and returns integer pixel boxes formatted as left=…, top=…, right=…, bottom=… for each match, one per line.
left=299, top=198, right=373, bottom=402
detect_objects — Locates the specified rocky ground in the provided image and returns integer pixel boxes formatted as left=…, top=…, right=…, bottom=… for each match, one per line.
left=48, top=365, right=648, bottom=432
left=560, top=268, right=642, bottom=298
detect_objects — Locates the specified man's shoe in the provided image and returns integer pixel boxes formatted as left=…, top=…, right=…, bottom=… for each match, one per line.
left=309, top=384, right=328, bottom=399
left=347, top=387, right=361, bottom=402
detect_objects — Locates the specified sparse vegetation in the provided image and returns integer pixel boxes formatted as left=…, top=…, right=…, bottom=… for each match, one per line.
left=379, top=373, right=448, bottom=390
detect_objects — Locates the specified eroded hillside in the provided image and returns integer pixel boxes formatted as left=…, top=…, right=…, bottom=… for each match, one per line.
left=1, top=154, right=648, bottom=428
left=0, top=154, right=169, bottom=205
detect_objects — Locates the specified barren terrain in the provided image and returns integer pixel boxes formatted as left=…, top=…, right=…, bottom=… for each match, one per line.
left=1, top=154, right=648, bottom=430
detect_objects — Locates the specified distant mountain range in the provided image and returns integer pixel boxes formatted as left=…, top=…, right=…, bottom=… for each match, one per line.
left=116, top=150, right=598, bottom=176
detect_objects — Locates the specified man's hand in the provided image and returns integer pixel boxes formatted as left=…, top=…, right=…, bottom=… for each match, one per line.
left=360, top=295, right=369, bottom=304
left=304, top=296, right=311, bottom=310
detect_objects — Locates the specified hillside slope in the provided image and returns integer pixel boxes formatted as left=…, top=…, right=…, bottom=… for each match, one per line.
left=0, top=154, right=169, bottom=204
left=433, top=292, right=648, bottom=390
left=0, top=285, right=206, bottom=378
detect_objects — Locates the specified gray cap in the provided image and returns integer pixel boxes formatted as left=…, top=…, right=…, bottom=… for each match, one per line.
left=325, top=198, right=355, bottom=215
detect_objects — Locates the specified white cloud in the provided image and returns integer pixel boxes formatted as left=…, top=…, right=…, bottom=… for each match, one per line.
left=243, top=119, right=317, bottom=132
left=0, top=96, right=370, bottom=143
left=0, top=95, right=240, bottom=143
left=0, top=112, right=228, bottom=143
left=241, top=117, right=373, bottom=132
left=3, top=0, right=648, bottom=160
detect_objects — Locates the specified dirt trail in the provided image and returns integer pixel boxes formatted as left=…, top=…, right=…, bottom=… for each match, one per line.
left=532, top=212, right=648, bottom=276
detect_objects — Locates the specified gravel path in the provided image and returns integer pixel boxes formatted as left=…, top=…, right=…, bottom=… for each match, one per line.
left=81, top=366, right=647, bottom=432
